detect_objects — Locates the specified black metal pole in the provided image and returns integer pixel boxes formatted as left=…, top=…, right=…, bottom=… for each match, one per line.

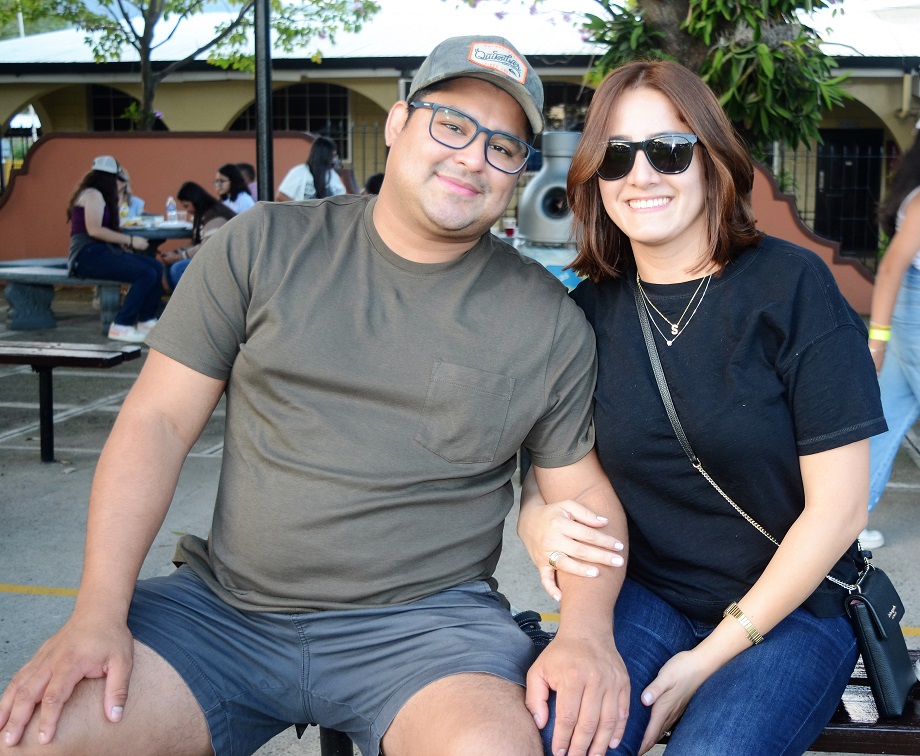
left=254, top=0, right=274, bottom=201
left=36, top=367, right=54, bottom=463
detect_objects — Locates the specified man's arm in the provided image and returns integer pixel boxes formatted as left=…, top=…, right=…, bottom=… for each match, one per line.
left=0, top=350, right=225, bottom=746
left=524, top=450, right=630, bottom=756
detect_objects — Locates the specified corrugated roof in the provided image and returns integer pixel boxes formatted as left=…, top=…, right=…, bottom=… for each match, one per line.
left=0, top=0, right=917, bottom=66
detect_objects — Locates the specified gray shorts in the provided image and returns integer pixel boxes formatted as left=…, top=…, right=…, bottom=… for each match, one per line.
left=127, top=566, right=535, bottom=756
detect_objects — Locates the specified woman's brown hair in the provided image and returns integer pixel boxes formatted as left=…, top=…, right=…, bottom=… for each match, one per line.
left=567, top=60, right=763, bottom=281
left=66, top=170, right=121, bottom=231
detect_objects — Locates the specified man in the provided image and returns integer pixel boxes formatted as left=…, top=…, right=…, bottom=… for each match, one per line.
left=0, top=36, right=628, bottom=756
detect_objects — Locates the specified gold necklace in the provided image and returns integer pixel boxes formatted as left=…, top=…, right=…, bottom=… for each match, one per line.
left=636, top=272, right=712, bottom=346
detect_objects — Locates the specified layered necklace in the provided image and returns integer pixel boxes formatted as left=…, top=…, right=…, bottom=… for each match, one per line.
left=636, top=272, right=712, bottom=347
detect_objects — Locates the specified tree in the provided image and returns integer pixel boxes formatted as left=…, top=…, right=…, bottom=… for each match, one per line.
left=461, top=0, right=849, bottom=151
left=580, top=0, right=849, bottom=150
left=0, top=0, right=379, bottom=130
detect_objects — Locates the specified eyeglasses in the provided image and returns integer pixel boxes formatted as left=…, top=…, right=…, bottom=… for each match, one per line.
left=597, top=134, right=699, bottom=181
left=214, top=177, right=229, bottom=186
left=409, top=102, right=532, bottom=175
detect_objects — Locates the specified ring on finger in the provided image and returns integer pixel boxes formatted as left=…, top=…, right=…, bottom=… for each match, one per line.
left=548, top=550, right=566, bottom=569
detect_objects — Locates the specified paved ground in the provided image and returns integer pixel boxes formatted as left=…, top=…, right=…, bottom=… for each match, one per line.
left=1, top=290, right=917, bottom=755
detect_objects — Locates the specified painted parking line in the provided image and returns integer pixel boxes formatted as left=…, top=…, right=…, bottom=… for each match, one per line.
left=0, top=583, right=78, bottom=597
left=538, top=613, right=920, bottom=637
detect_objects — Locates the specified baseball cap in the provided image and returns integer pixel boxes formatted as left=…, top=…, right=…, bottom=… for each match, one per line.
left=91, top=155, right=120, bottom=175
left=408, top=36, right=544, bottom=135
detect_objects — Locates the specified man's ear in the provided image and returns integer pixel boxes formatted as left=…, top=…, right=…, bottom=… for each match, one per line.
left=385, top=102, right=411, bottom=147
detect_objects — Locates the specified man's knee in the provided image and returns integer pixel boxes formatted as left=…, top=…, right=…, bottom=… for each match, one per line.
left=383, top=673, right=540, bottom=756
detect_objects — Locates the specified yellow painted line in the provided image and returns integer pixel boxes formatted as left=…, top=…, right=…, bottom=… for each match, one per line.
left=0, top=583, right=78, bottom=597
left=539, top=612, right=920, bottom=638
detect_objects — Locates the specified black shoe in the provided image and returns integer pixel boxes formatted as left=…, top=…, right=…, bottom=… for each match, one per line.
left=514, top=609, right=555, bottom=652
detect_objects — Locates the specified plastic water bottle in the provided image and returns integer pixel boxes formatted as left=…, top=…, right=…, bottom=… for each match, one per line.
left=165, top=196, right=178, bottom=223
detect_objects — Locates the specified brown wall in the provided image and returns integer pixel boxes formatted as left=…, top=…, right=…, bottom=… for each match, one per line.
left=751, top=162, right=874, bottom=315
left=0, top=132, right=359, bottom=262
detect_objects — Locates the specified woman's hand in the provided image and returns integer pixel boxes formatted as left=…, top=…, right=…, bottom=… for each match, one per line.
left=518, top=494, right=624, bottom=600
left=157, top=249, right=181, bottom=265
left=129, top=236, right=150, bottom=253
left=638, top=650, right=708, bottom=754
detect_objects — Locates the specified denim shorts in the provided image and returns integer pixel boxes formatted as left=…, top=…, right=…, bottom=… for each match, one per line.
left=127, top=566, right=536, bottom=756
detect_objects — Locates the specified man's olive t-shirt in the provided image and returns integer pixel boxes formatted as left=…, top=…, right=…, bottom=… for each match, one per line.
left=146, top=196, right=597, bottom=613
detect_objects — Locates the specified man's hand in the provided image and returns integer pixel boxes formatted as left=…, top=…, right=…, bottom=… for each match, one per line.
left=0, top=612, right=134, bottom=747
left=526, top=628, right=629, bottom=756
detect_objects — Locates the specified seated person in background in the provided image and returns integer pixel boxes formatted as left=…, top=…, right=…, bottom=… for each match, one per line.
left=117, top=166, right=145, bottom=219
left=237, top=162, right=258, bottom=201
left=362, top=171, right=384, bottom=195
left=156, top=181, right=236, bottom=290
left=214, top=163, right=255, bottom=215
left=276, top=136, right=347, bottom=201
left=67, top=155, right=162, bottom=343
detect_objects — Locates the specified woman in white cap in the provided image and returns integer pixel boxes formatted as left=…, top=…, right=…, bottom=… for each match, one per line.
left=67, top=155, right=163, bottom=342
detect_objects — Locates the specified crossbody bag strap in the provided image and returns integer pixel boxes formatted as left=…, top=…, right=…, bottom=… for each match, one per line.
left=632, top=278, right=861, bottom=589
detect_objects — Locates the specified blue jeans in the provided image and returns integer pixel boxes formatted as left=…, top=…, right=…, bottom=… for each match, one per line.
left=869, top=265, right=920, bottom=512
left=72, top=242, right=163, bottom=326
left=166, top=258, right=191, bottom=291
left=540, top=579, right=856, bottom=756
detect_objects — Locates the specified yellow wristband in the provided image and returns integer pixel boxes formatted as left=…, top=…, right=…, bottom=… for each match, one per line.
left=723, top=601, right=764, bottom=645
left=868, top=328, right=891, bottom=342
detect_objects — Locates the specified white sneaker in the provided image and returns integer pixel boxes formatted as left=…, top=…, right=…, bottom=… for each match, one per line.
left=858, top=528, right=885, bottom=550
left=136, top=318, right=158, bottom=335
left=107, top=323, right=146, bottom=343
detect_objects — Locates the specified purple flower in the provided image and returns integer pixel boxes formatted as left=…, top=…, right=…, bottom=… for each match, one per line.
left=153, top=110, right=163, bottom=119
left=495, top=10, right=506, bottom=19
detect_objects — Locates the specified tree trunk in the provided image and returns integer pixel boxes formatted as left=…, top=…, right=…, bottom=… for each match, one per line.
left=643, top=0, right=709, bottom=73
left=138, top=1, right=163, bottom=130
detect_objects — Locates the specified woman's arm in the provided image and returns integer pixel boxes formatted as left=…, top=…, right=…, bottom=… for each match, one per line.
left=80, top=189, right=149, bottom=252
left=637, top=440, right=868, bottom=751
left=870, top=191, right=920, bottom=371
left=518, top=466, right=624, bottom=599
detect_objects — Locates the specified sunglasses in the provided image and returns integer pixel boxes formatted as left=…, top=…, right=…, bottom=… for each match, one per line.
left=408, top=102, right=532, bottom=175
left=597, top=134, right=699, bottom=181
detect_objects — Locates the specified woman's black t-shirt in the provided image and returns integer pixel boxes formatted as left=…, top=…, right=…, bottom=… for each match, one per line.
left=571, top=235, right=886, bottom=623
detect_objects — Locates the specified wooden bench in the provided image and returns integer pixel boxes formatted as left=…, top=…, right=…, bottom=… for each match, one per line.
left=0, top=341, right=142, bottom=462
left=311, top=649, right=920, bottom=755
left=0, top=258, right=123, bottom=334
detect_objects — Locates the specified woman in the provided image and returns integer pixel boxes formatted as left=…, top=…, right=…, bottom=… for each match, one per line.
left=518, top=61, right=885, bottom=755
left=214, top=163, right=255, bottom=214
left=276, top=136, right=347, bottom=201
left=157, top=181, right=236, bottom=290
left=861, top=129, right=920, bottom=549
left=68, top=155, right=162, bottom=343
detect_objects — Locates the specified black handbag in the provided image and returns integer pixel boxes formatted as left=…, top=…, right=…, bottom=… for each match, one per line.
left=632, top=278, right=916, bottom=718
left=846, top=563, right=917, bottom=717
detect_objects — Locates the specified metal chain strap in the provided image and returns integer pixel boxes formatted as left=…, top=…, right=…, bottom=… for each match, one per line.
left=633, top=279, right=861, bottom=593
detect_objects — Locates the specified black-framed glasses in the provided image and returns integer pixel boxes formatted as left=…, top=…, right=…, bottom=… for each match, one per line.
left=597, top=134, right=699, bottom=181
left=409, top=102, right=532, bottom=175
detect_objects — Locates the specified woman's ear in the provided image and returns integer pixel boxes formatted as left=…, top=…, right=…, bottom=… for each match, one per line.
left=384, top=102, right=411, bottom=147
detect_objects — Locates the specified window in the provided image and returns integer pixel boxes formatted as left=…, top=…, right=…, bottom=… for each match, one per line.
left=88, top=85, right=168, bottom=131
left=230, top=82, right=349, bottom=159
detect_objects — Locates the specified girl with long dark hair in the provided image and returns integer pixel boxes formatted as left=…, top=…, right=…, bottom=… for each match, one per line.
left=68, top=155, right=162, bottom=342
left=214, top=163, right=255, bottom=214
left=157, top=181, right=236, bottom=290
left=276, top=136, right=347, bottom=201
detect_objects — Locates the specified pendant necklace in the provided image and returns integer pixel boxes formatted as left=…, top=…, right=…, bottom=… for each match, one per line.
left=636, top=272, right=712, bottom=346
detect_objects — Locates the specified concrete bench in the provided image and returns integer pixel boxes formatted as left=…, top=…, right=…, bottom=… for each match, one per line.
left=0, top=258, right=123, bottom=334
left=0, top=340, right=142, bottom=462
left=312, top=648, right=920, bottom=755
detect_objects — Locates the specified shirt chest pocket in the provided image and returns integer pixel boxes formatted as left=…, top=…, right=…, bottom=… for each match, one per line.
left=415, top=360, right=514, bottom=464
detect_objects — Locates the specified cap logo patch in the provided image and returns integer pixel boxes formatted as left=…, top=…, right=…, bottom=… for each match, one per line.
left=468, top=42, right=527, bottom=84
